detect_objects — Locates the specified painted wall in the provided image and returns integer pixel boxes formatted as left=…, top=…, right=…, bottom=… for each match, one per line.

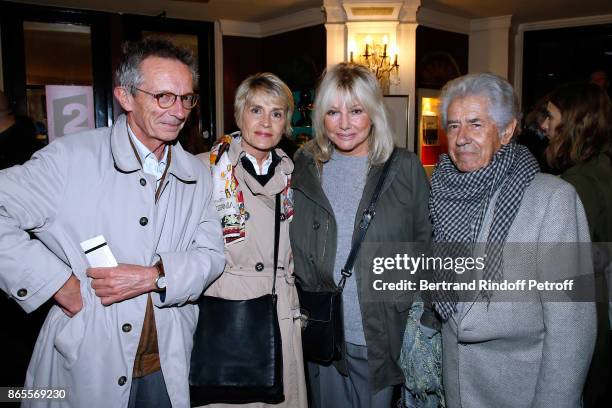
left=222, top=35, right=263, bottom=133
left=469, top=28, right=510, bottom=77
left=262, top=25, right=326, bottom=91
left=416, top=25, right=468, bottom=89
left=222, top=24, right=326, bottom=133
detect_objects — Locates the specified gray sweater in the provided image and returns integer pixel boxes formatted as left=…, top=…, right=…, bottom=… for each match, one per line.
left=322, top=152, right=369, bottom=345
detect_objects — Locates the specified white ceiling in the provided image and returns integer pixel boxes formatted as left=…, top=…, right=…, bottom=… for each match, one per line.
left=8, top=0, right=612, bottom=24
left=423, top=0, right=612, bottom=23
left=9, top=0, right=322, bottom=22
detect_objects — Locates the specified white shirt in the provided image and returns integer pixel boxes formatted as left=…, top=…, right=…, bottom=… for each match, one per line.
left=243, top=151, right=273, bottom=175
left=128, top=125, right=169, bottom=187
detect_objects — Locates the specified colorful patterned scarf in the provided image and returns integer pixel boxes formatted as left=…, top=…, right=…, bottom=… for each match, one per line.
left=210, top=132, right=294, bottom=245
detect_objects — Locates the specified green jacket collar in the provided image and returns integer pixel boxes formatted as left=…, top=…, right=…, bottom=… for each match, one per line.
left=293, top=141, right=399, bottom=223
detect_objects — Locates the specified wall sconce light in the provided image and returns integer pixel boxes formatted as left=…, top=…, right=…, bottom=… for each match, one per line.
left=349, top=34, right=399, bottom=94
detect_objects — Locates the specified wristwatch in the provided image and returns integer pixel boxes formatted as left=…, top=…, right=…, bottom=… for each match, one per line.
left=154, top=262, right=167, bottom=291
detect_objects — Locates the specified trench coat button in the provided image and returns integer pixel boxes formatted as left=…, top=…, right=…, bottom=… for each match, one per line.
left=122, top=323, right=132, bottom=333
left=139, top=217, right=148, bottom=226
left=118, top=376, right=127, bottom=386
left=312, top=221, right=320, bottom=230
left=17, top=288, right=28, bottom=298
left=139, top=178, right=147, bottom=186
left=255, top=262, right=264, bottom=271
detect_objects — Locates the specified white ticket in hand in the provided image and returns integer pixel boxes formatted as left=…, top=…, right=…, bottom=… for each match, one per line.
left=80, top=235, right=118, bottom=267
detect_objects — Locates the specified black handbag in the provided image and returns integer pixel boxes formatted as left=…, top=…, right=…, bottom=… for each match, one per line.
left=297, top=151, right=395, bottom=365
left=189, top=194, right=284, bottom=405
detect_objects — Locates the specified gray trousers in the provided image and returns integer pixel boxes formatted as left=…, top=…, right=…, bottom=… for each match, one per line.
left=127, top=370, right=172, bottom=408
left=308, top=343, right=394, bottom=408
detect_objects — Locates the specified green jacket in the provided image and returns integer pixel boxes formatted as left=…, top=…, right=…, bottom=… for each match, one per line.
left=561, top=153, right=612, bottom=243
left=561, top=153, right=612, bottom=406
left=289, top=141, right=432, bottom=391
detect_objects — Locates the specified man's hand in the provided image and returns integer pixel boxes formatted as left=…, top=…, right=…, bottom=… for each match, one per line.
left=53, top=274, right=83, bottom=317
left=87, top=263, right=158, bottom=306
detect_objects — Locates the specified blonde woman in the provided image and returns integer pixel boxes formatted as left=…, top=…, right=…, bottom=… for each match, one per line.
left=290, top=63, right=431, bottom=408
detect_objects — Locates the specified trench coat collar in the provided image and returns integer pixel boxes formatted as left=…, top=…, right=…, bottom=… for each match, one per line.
left=226, top=134, right=294, bottom=195
left=110, top=113, right=196, bottom=182
left=226, top=133, right=293, bottom=174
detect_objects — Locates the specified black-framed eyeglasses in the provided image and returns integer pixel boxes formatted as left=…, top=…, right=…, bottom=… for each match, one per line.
left=131, top=87, right=199, bottom=109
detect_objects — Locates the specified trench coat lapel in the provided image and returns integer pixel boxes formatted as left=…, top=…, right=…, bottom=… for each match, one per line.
left=166, top=143, right=197, bottom=183
left=110, top=114, right=141, bottom=174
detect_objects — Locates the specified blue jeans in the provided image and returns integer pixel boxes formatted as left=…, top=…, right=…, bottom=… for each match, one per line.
left=127, top=370, right=172, bottom=408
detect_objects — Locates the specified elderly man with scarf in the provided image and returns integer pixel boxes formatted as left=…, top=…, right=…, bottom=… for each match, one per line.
left=429, top=73, right=596, bottom=408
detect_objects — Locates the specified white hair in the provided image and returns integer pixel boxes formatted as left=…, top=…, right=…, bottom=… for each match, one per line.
left=440, top=73, right=519, bottom=137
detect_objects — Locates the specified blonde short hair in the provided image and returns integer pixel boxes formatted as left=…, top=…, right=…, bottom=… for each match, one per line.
left=234, top=72, right=294, bottom=136
left=312, top=63, right=394, bottom=165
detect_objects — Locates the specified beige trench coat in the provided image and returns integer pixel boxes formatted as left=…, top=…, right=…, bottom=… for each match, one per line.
left=196, top=141, right=307, bottom=408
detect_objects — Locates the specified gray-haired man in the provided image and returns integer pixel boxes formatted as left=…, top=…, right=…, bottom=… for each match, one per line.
left=431, top=73, right=596, bottom=408
left=0, top=38, right=225, bottom=407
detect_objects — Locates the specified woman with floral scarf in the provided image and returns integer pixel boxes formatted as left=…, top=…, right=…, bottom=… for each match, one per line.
left=196, top=73, right=307, bottom=408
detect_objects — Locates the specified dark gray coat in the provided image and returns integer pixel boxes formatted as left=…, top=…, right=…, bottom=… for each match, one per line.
left=289, top=142, right=431, bottom=391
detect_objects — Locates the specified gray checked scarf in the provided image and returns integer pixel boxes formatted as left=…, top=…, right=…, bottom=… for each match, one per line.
left=430, top=141, right=539, bottom=321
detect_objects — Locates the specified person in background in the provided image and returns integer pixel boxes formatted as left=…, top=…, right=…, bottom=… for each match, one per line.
left=590, top=69, right=610, bottom=90
left=197, top=72, right=307, bottom=408
left=290, top=62, right=431, bottom=408
left=431, top=73, right=596, bottom=408
left=0, top=91, right=40, bottom=169
left=0, top=90, right=46, bottom=389
left=517, top=96, right=554, bottom=173
left=543, top=81, right=612, bottom=408
left=0, top=38, right=225, bottom=408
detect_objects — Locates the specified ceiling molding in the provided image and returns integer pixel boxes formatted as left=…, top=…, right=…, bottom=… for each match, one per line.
left=218, top=19, right=261, bottom=37
left=518, top=13, right=612, bottom=32
left=23, top=21, right=92, bottom=33
left=322, top=1, right=347, bottom=24
left=470, top=15, right=513, bottom=32
left=219, top=7, right=324, bottom=38
left=342, top=2, right=404, bottom=21
left=398, top=0, right=420, bottom=23
left=260, top=7, right=325, bottom=37
left=325, top=23, right=347, bottom=32
left=416, top=7, right=470, bottom=34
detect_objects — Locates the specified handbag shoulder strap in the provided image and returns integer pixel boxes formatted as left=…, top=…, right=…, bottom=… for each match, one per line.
left=272, top=193, right=281, bottom=296
left=338, top=149, right=396, bottom=290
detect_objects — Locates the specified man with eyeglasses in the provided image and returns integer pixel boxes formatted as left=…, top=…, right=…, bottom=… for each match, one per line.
left=0, top=38, right=225, bottom=408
